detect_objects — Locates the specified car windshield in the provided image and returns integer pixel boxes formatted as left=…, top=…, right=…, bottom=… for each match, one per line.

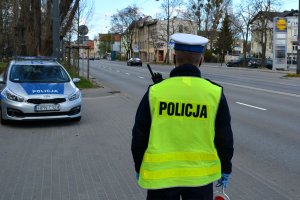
left=9, top=64, right=70, bottom=83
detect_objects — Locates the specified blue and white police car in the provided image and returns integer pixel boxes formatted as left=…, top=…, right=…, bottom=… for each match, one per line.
left=0, top=57, right=82, bottom=124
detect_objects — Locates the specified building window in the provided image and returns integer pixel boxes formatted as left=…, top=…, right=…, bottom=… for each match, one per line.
left=293, top=45, right=298, bottom=51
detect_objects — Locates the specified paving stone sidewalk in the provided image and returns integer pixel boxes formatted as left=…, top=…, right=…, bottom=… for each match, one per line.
left=0, top=87, right=146, bottom=200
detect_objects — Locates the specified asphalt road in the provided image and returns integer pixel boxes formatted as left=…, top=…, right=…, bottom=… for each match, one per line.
left=86, top=59, right=300, bottom=199
left=0, top=59, right=299, bottom=200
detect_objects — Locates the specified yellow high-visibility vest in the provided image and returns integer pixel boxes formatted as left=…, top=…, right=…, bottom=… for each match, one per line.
left=138, top=77, right=222, bottom=189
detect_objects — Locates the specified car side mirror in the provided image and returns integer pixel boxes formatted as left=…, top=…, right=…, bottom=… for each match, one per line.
left=73, top=78, right=80, bottom=83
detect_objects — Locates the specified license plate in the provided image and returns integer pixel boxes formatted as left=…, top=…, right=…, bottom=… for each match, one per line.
left=35, top=104, right=60, bottom=112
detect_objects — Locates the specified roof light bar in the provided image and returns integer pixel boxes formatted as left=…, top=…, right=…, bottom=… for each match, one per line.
left=14, top=56, right=57, bottom=61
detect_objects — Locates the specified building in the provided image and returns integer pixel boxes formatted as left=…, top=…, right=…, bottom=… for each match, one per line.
left=94, top=38, right=100, bottom=59
left=250, top=9, right=298, bottom=62
left=95, top=33, right=121, bottom=59
left=79, top=40, right=94, bottom=59
left=121, top=16, right=198, bottom=63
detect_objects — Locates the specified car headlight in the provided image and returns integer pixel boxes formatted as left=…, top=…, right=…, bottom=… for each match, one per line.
left=3, top=89, right=24, bottom=102
left=68, top=90, right=81, bottom=101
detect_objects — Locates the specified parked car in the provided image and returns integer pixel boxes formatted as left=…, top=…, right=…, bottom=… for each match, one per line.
left=0, top=56, right=82, bottom=125
left=226, top=57, right=251, bottom=67
left=248, top=58, right=260, bottom=68
left=265, top=60, right=273, bottom=70
left=248, top=58, right=272, bottom=70
left=127, top=58, right=142, bottom=66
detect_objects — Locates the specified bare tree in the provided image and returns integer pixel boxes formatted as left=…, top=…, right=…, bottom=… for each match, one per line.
left=204, top=0, right=232, bottom=49
left=0, top=0, right=14, bottom=58
left=0, top=0, right=82, bottom=56
left=250, top=0, right=281, bottom=66
left=148, top=22, right=162, bottom=62
left=233, top=0, right=260, bottom=66
left=110, top=5, right=144, bottom=59
left=157, top=0, right=183, bottom=63
left=182, top=0, right=205, bottom=34
left=42, top=0, right=81, bottom=56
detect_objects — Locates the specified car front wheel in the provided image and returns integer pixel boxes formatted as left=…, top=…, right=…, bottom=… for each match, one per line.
left=0, top=107, right=9, bottom=125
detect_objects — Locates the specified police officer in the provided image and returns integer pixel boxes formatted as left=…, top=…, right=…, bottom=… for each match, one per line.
left=131, top=33, right=234, bottom=200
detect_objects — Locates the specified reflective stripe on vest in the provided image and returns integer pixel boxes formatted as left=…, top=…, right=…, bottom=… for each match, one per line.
left=139, top=77, right=222, bottom=189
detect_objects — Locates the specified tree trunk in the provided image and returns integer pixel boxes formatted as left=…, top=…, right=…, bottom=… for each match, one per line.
left=60, top=0, right=80, bottom=38
left=18, top=0, right=29, bottom=55
left=0, top=0, right=3, bottom=56
left=41, top=0, right=52, bottom=56
left=33, top=0, right=41, bottom=55
left=243, top=25, right=250, bottom=66
left=261, top=28, right=267, bottom=67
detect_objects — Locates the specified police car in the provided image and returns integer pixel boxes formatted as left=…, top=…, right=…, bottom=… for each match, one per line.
left=0, top=57, right=82, bottom=124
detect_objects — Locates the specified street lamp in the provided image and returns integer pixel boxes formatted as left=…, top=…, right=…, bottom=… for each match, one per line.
left=156, top=0, right=170, bottom=64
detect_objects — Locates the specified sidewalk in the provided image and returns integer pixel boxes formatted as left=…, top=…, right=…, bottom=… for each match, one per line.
left=0, top=86, right=146, bottom=200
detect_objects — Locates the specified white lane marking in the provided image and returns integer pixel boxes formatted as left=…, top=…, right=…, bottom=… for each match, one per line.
left=277, top=82, right=298, bottom=87
left=125, top=73, right=130, bottom=75
left=116, top=70, right=120, bottom=72
left=138, top=76, right=145, bottom=79
left=216, top=81, right=300, bottom=98
left=236, top=102, right=267, bottom=111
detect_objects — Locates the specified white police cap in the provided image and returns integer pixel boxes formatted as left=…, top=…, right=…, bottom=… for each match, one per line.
left=170, top=33, right=209, bottom=53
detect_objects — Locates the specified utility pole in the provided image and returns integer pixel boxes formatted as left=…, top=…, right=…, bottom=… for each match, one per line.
left=297, top=0, right=300, bottom=74
left=52, top=0, right=60, bottom=58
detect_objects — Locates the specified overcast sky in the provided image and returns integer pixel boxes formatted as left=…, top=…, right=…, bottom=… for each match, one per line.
left=84, top=0, right=298, bottom=39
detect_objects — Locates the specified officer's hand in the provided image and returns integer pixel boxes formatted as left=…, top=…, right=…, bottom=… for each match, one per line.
left=217, top=173, right=230, bottom=188
left=152, top=72, right=163, bottom=84
left=136, top=173, right=139, bottom=180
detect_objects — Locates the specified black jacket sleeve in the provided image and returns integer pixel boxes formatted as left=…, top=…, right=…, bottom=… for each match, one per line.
left=131, top=89, right=151, bottom=173
left=214, top=92, right=234, bottom=174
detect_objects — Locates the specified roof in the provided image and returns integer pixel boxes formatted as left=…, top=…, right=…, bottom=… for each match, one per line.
left=86, top=40, right=94, bottom=49
left=251, top=9, right=298, bottom=23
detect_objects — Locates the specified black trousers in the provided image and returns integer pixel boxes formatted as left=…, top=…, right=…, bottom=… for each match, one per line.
left=146, top=183, right=213, bottom=200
